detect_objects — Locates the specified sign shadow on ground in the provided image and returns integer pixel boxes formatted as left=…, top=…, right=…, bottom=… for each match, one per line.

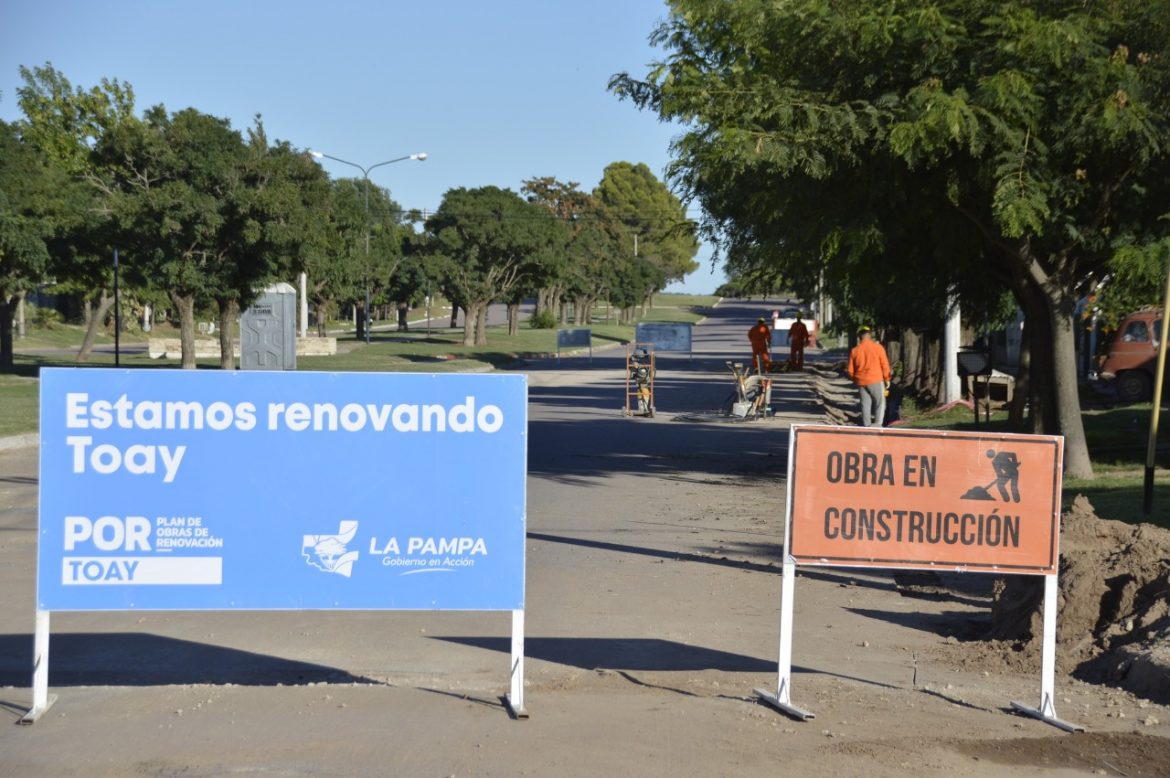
left=0, top=632, right=377, bottom=687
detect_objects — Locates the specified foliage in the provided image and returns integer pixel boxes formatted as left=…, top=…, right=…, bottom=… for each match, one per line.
left=528, top=309, right=557, bottom=329
left=593, top=161, right=698, bottom=288
left=610, top=0, right=1170, bottom=478
left=424, top=186, right=568, bottom=345
left=0, top=119, right=60, bottom=367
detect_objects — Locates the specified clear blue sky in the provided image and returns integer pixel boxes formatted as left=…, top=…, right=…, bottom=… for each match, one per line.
left=0, top=0, right=726, bottom=294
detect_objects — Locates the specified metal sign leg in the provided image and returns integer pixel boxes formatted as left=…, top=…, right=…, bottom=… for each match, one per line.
left=1010, top=574, right=1084, bottom=732
left=755, top=559, right=815, bottom=721
left=504, top=608, right=528, bottom=719
left=20, top=610, right=57, bottom=724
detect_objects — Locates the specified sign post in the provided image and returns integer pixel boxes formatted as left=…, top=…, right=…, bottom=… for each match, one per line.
left=555, top=328, right=592, bottom=365
left=757, top=424, right=1081, bottom=731
left=28, top=368, right=528, bottom=722
left=634, top=322, right=693, bottom=360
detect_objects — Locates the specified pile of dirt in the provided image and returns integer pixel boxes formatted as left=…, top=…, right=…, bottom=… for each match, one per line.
left=988, top=495, right=1170, bottom=703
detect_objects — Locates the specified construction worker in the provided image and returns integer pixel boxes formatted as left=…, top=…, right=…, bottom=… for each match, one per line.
left=788, top=313, right=809, bottom=370
left=847, top=325, right=892, bottom=427
left=748, top=316, right=772, bottom=373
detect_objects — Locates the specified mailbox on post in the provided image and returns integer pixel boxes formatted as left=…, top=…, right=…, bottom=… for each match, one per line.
left=957, top=347, right=993, bottom=424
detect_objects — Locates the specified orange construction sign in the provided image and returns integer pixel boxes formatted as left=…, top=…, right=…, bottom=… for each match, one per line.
left=787, top=425, right=1063, bottom=574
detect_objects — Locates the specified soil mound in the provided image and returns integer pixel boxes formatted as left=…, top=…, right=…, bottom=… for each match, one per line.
left=988, top=495, right=1170, bottom=703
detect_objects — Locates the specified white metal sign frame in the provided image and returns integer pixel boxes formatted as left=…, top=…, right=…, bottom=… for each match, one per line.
left=754, top=425, right=1083, bottom=732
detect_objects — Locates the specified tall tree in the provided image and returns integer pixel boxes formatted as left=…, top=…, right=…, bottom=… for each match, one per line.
left=0, top=120, right=55, bottom=368
left=90, top=106, right=254, bottom=368
left=16, top=63, right=137, bottom=362
left=425, top=186, right=566, bottom=346
left=593, top=161, right=699, bottom=292
left=521, top=176, right=580, bottom=320
left=612, top=0, right=1170, bottom=478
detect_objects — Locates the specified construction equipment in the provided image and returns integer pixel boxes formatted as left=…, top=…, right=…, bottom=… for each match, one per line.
left=723, top=361, right=772, bottom=419
left=625, top=344, right=656, bottom=417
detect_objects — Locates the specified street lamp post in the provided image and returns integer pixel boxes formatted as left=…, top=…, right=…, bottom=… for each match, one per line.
left=309, top=150, right=427, bottom=344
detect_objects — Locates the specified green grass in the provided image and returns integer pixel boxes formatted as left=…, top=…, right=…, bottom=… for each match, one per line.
left=899, top=397, right=1170, bottom=530
left=0, top=375, right=38, bottom=437
left=14, top=321, right=122, bottom=350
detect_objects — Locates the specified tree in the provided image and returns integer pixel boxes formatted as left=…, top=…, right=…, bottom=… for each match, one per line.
left=611, top=0, right=1170, bottom=478
left=593, top=161, right=699, bottom=292
left=0, top=120, right=54, bottom=368
left=425, top=186, right=566, bottom=346
left=522, top=177, right=628, bottom=327
left=90, top=106, right=256, bottom=368
left=197, top=121, right=333, bottom=368
left=15, top=63, right=137, bottom=362
left=521, top=176, right=580, bottom=321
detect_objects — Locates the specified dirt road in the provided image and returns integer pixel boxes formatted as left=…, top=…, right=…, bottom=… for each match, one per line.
left=2, top=299, right=1168, bottom=776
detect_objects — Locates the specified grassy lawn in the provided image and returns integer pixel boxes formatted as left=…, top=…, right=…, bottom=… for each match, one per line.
left=0, top=375, right=39, bottom=437
left=899, top=399, right=1170, bottom=530
left=0, top=294, right=713, bottom=437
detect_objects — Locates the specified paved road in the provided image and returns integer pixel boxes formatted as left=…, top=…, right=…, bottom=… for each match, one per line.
left=3, top=299, right=1150, bottom=776
left=0, top=297, right=829, bottom=772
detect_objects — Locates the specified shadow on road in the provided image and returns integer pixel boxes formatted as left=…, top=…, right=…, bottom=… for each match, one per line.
left=436, top=635, right=776, bottom=673
left=0, top=632, right=377, bottom=687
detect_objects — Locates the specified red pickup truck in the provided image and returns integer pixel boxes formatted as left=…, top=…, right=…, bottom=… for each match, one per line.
left=1097, top=308, right=1164, bottom=402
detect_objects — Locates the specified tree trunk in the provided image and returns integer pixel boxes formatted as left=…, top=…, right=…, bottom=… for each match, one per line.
left=0, top=294, right=16, bottom=369
left=217, top=298, right=238, bottom=370
left=1020, top=285, right=1056, bottom=435
left=172, top=291, right=198, bottom=370
left=1046, top=289, right=1094, bottom=478
left=923, top=331, right=942, bottom=402
left=462, top=302, right=479, bottom=346
left=507, top=302, right=519, bottom=335
left=316, top=301, right=329, bottom=337
left=575, top=297, right=594, bottom=326
left=77, top=289, right=114, bottom=364
left=450, top=305, right=460, bottom=330
left=475, top=304, right=489, bottom=346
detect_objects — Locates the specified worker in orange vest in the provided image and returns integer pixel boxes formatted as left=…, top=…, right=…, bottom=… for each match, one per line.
left=747, top=316, right=772, bottom=373
left=847, top=325, right=892, bottom=427
left=788, top=313, right=810, bottom=370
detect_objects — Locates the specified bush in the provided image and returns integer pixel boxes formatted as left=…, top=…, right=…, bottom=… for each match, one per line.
left=32, top=305, right=63, bottom=327
left=528, top=310, right=557, bottom=329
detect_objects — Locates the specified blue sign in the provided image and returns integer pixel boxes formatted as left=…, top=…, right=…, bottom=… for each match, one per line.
left=635, top=322, right=692, bottom=354
left=556, top=328, right=591, bottom=349
left=37, top=369, right=527, bottom=612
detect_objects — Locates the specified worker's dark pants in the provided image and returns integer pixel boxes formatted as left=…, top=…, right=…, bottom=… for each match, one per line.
left=790, top=344, right=805, bottom=369
left=858, top=382, right=885, bottom=427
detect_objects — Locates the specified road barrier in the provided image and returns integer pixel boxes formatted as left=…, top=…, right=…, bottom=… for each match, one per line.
left=756, top=424, right=1082, bottom=731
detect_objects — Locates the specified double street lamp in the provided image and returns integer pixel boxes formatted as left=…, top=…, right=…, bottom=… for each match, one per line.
left=310, top=150, right=427, bottom=343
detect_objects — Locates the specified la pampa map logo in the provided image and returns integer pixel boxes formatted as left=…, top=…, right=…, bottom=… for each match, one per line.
left=303, top=520, right=360, bottom=577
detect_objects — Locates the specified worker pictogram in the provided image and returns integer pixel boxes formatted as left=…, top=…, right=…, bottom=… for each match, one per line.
left=961, top=449, right=1022, bottom=502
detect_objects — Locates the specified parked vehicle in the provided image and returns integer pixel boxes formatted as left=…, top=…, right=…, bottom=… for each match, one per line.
left=1097, top=307, right=1165, bottom=402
